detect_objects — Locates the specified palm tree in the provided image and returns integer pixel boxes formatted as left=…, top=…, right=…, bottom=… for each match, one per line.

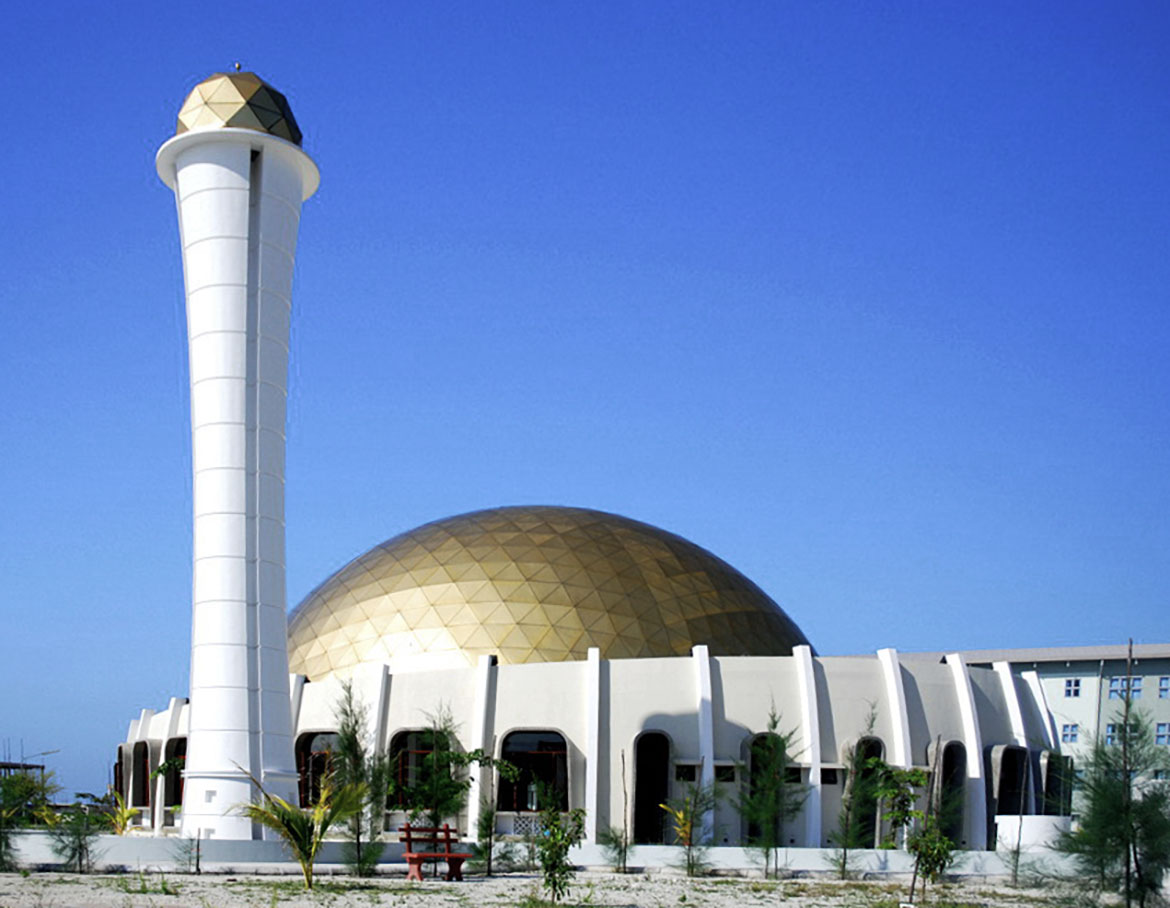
left=238, top=774, right=365, bottom=889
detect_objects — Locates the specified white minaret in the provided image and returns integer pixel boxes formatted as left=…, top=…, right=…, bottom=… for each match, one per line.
left=156, top=71, right=319, bottom=840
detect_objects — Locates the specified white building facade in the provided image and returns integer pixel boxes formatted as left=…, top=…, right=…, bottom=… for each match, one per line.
left=123, top=72, right=1159, bottom=856
left=118, top=632, right=1072, bottom=851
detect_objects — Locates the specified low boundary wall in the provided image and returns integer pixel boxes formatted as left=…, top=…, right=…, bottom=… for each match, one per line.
left=11, top=833, right=1077, bottom=878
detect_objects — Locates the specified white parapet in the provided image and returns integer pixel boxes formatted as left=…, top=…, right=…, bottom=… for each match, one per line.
left=157, top=128, right=318, bottom=840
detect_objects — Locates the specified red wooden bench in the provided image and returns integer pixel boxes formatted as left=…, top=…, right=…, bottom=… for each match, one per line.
left=399, top=823, right=472, bottom=881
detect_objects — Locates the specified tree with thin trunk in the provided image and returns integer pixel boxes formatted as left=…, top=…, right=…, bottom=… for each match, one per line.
left=870, top=761, right=927, bottom=848
left=599, top=749, right=633, bottom=873
left=537, top=787, right=586, bottom=903
left=828, top=708, right=879, bottom=879
left=334, top=679, right=391, bottom=875
left=661, top=764, right=717, bottom=878
left=392, top=704, right=518, bottom=859
left=473, top=734, right=504, bottom=876
left=734, top=708, right=806, bottom=878
left=47, top=794, right=107, bottom=873
left=1059, top=640, right=1170, bottom=908
left=907, top=737, right=954, bottom=903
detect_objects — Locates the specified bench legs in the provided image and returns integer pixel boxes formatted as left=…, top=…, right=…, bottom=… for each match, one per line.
left=404, top=856, right=465, bottom=882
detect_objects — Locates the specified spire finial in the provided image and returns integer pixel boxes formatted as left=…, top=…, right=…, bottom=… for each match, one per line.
left=234, top=61, right=241, bottom=72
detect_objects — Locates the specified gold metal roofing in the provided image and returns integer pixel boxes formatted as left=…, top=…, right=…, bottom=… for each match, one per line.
left=288, top=506, right=810, bottom=679
left=176, top=71, right=302, bottom=145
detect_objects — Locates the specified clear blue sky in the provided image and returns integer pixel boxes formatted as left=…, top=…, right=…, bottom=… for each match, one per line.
left=1, top=2, right=1167, bottom=795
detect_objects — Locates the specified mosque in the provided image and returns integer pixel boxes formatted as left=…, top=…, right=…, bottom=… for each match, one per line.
left=115, top=71, right=1076, bottom=854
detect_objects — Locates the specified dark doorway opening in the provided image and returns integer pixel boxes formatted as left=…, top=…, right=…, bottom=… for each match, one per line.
left=940, top=742, right=966, bottom=843
left=634, top=732, right=670, bottom=844
left=131, top=741, right=150, bottom=808
left=162, top=737, right=186, bottom=808
left=996, top=746, right=1029, bottom=815
left=855, top=737, right=884, bottom=847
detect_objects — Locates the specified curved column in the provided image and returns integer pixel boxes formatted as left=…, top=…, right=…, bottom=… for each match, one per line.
left=1021, top=669, right=1057, bottom=750
left=878, top=647, right=913, bottom=846
left=793, top=645, right=822, bottom=846
left=946, top=653, right=988, bottom=849
left=691, top=645, right=715, bottom=842
left=877, top=648, right=911, bottom=768
left=995, top=661, right=1034, bottom=813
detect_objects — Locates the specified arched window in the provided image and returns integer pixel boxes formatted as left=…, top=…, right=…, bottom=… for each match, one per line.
left=939, top=742, right=966, bottom=843
left=131, top=741, right=151, bottom=808
left=498, top=731, right=568, bottom=812
left=633, top=731, right=670, bottom=844
left=162, top=737, right=187, bottom=808
left=387, top=729, right=450, bottom=809
left=295, top=731, right=338, bottom=807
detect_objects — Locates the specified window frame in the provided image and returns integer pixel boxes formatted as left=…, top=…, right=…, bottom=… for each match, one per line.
left=497, top=729, right=569, bottom=813
left=1109, top=675, right=1143, bottom=700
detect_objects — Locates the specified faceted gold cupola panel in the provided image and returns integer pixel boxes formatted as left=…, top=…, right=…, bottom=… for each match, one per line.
left=288, top=506, right=811, bottom=680
left=176, top=71, right=303, bottom=145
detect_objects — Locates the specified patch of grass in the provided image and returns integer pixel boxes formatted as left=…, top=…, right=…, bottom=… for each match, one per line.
left=932, top=902, right=993, bottom=908
left=313, top=881, right=386, bottom=893
left=972, top=887, right=1073, bottom=906
left=517, top=893, right=557, bottom=908
left=112, top=870, right=181, bottom=896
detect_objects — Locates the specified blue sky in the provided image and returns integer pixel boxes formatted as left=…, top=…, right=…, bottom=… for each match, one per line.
left=1, top=2, right=1167, bottom=794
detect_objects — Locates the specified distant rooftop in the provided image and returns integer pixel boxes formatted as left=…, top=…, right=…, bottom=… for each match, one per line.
left=900, top=643, right=1170, bottom=666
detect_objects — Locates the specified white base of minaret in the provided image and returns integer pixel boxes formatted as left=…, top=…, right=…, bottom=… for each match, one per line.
left=158, top=128, right=318, bottom=840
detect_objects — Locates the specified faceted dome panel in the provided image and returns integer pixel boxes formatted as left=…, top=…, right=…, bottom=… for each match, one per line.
left=288, top=506, right=810, bottom=679
left=176, top=71, right=302, bottom=145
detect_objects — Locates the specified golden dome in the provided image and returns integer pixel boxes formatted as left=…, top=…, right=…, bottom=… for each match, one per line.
left=288, top=505, right=810, bottom=679
left=176, top=71, right=302, bottom=145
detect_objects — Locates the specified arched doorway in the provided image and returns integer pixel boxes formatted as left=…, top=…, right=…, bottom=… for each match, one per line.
left=940, top=742, right=966, bottom=843
left=633, top=731, right=670, bottom=844
left=854, top=737, right=884, bottom=847
left=995, top=746, right=1029, bottom=815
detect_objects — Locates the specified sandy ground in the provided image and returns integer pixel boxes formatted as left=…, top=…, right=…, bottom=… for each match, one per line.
left=0, top=870, right=1090, bottom=908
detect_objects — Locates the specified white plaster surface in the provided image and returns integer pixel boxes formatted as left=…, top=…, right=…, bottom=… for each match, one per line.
left=162, top=129, right=317, bottom=840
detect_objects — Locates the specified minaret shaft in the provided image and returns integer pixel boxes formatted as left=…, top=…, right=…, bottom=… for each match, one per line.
left=160, top=132, right=312, bottom=840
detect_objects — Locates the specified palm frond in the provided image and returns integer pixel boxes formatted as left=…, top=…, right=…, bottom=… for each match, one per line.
left=236, top=770, right=364, bottom=889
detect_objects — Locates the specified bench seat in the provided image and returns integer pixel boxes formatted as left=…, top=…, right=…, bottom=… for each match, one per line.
left=399, top=823, right=471, bottom=881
